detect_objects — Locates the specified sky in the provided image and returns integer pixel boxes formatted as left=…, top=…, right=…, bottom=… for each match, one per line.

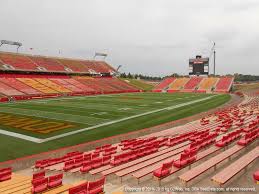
left=0, top=0, right=259, bottom=76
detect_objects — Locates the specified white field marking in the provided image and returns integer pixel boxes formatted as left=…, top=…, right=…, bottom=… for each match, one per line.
left=155, top=102, right=163, bottom=104
left=0, top=95, right=217, bottom=143
left=90, top=112, right=107, bottom=116
left=0, top=129, right=40, bottom=143
left=118, top=107, right=132, bottom=111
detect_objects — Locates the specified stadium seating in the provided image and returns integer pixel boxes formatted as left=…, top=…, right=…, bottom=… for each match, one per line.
left=167, top=77, right=189, bottom=92
left=29, top=56, right=67, bottom=72
left=57, top=59, right=90, bottom=73
left=49, top=78, right=84, bottom=93
left=183, top=77, right=203, bottom=91
left=198, top=77, right=218, bottom=92
left=0, top=77, right=42, bottom=95
left=17, top=78, right=59, bottom=94
left=35, top=78, right=71, bottom=93
left=0, top=81, right=24, bottom=96
left=152, top=77, right=176, bottom=92
left=211, top=146, right=259, bottom=185
left=214, top=77, right=234, bottom=92
left=68, top=177, right=105, bottom=194
left=152, top=76, right=233, bottom=93
left=0, top=52, right=39, bottom=71
left=0, top=51, right=115, bottom=74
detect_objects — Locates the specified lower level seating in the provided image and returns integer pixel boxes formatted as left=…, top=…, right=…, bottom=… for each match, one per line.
left=178, top=145, right=244, bottom=185
left=214, top=77, right=234, bottom=92
left=168, top=77, right=190, bottom=91
left=0, top=78, right=41, bottom=95
left=211, top=146, right=259, bottom=185
left=152, top=77, right=176, bottom=92
left=35, top=78, right=71, bottom=93
left=0, top=81, right=24, bottom=96
left=17, top=78, right=58, bottom=94
left=68, top=177, right=105, bottom=194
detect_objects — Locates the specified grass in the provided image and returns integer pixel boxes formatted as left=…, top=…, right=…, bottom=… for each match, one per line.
left=120, top=78, right=154, bottom=91
left=0, top=92, right=230, bottom=162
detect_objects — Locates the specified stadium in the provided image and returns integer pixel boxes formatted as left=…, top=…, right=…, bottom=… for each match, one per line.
left=0, top=1, right=258, bottom=194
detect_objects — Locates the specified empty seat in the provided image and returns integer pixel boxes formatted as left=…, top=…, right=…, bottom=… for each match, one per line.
left=48, top=173, right=63, bottom=188
left=69, top=181, right=88, bottom=194
left=87, top=176, right=105, bottom=194
left=253, top=170, right=259, bottom=182
left=31, top=177, right=48, bottom=193
left=153, top=160, right=174, bottom=178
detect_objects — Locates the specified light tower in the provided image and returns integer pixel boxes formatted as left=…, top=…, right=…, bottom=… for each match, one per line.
left=0, top=40, right=22, bottom=53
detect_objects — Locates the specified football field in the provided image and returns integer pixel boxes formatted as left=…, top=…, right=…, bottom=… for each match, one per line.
left=0, top=92, right=230, bottom=161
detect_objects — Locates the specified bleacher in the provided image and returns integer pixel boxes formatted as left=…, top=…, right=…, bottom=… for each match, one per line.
left=167, top=77, right=190, bottom=92
left=0, top=51, right=140, bottom=101
left=35, top=78, right=71, bottom=93
left=29, top=56, right=66, bottom=72
left=0, top=81, right=24, bottom=96
left=197, top=77, right=219, bottom=92
left=17, top=78, right=58, bottom=94
left=152, top=77, right=176, bottom=92
left=0, top=51, right=115, bottom=74
left=154, top=76, right=233, bottom=93
left=215, top=77, right=234, bottom=92
left=0, top=52, right=39, bottom=71
left=182, top=77, right=203, bottom=92
left=0, top=74, right=139, bottom=101
left=0, top=77, right=41, bottom=95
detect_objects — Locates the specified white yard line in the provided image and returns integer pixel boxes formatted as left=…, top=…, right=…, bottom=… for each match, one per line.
left=0, top=95, right=216, bottom=143
left=0, top=129, right=41, bottom=143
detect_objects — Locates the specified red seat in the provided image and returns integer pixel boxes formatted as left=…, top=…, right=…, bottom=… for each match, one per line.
left=48, top=173, right=63, bottom=188
left=0, top=167, right=12, bottom=173
left=63, top=160, right=75, bottom=171
left=0, top=171, right=12, bottom=182
left=80, top=161, right=92, bottom=173
left=173, top=154, right=188, bottom=168
left=110, top=155, right=122, bottom=166
left=87, top=177, right=105, bottom=194
left=153, top=160, right=174, bottom=178
left=69, top=182, right=88, bottom=194
left=74, top=158, right=84, bottom=168
left=31, top=177, right=48, bottom=194
left=32, top=171, right=45, bottom=184
left=92, top=158, right=103, bottom=169
left=253, top=170, right=259, bottom=182
left=102, top=155, right=111, bottom=165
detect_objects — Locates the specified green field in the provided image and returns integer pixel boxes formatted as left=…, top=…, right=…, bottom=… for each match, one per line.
left=0, top=92, right=230, bottom=162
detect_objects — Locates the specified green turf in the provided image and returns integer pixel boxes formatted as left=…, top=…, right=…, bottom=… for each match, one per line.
left=120, top=78, right=154, bottom=91
left=0, top=92, right=230, bottom=161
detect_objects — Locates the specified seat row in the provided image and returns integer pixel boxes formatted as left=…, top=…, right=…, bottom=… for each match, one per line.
left=237, top=128, right=259, bottom=146
left=215, top=129, right=242, bottom=147
left=31, top=172, right=63, bottom=193
left=69, top=177, right=105, bottom=194
left=110, top=145, right=159, bottom=166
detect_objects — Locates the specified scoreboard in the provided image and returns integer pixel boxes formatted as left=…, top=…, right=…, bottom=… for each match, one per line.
left=189, top=55, right=209, bottom=75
